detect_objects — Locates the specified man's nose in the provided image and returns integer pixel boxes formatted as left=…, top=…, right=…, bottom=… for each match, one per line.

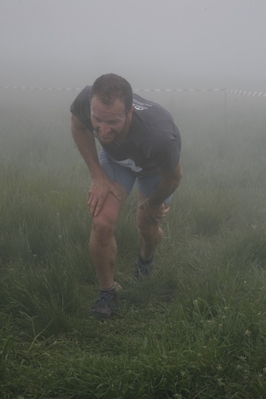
left=99, top=123, right=111, bottom=136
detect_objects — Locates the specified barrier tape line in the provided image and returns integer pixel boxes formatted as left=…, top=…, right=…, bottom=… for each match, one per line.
left=226, top=89, right=266, bottom=98
left=0, top=86, right=224, bottom=92
left=0, top=86, right=265, bottom=97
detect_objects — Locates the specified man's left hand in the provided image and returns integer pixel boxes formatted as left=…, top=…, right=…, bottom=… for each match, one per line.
left=138, top=200, right=170, bottom=224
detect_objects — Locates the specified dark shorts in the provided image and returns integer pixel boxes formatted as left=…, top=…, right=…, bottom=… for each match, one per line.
left=99, top=149, right=172, bottom=203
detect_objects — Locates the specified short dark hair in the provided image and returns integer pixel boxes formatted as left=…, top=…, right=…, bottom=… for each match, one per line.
left=89, top=73, right=133, bottom=114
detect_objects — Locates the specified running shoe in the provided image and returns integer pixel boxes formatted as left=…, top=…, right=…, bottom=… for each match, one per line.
left=134, top=257, right=154, bottom=280
left=91, top=289, right=117, bottom=319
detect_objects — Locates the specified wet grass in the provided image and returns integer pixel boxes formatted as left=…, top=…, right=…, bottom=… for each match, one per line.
left=0, top=92, right=266, bottom=398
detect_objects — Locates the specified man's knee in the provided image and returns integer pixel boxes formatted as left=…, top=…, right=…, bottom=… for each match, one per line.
left=92, top=212, right=116, bottom=243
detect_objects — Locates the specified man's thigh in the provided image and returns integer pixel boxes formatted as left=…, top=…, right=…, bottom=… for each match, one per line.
left=99, top=149, right=136, bottom=195
left=93, top=180, right=128, bottom=228
left=136, top=174, right=173, bottom=204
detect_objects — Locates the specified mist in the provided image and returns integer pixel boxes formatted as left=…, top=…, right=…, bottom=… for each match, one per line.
left=1, top=0, right=266, bottom=90
left=1, top=2, right=266, bottom=395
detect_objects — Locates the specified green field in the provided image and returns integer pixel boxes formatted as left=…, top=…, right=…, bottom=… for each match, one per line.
left=0, top=89, right=266, bottom=398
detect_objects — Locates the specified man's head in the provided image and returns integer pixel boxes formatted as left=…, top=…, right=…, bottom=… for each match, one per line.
left=90, top=74, right=134, bottom=144
left=89, top=73, right=133, bottom=114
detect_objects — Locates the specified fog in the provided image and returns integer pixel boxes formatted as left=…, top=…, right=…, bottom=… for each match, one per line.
left=1, top=0, right=266, bottom=90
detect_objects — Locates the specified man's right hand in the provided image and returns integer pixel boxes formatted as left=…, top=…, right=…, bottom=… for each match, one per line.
left=71, top=115, right=122, bottom=217
left=87, top=177, right=122, bottom=217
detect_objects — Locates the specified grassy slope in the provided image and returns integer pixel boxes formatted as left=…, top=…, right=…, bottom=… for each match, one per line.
left=0, top=90, right=266, bottom=398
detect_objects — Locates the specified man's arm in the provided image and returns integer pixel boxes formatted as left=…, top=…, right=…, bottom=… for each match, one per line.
left=71, top=114, right=121, bottom=216
left=138, top=160, right=183, bottom=224
left=71, top=114, right=104, bottom=179
left=149, top=160, right=183, bottom=207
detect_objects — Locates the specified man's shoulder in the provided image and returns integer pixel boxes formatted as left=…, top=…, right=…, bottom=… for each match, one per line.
left=132, top=93, right=176, bottom=134
left=133, top=93, right=165, bottom=112
left=70, top=85, right=92, bottom=123
left=132, top=93, right=174, bottom=122
left=76, top=85, right=92, bottom=102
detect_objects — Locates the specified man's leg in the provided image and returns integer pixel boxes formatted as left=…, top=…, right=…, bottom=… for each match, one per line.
left=90, top=181, right=128, bottom=290
left=90, top=181, right=128, bottom=319
left=135, top=191, right=170, bottom=279
left=137, top=191, right=169, bottom=260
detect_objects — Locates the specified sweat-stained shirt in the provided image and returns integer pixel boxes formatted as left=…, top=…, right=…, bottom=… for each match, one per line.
left=70, top=86, right=181, bottom=176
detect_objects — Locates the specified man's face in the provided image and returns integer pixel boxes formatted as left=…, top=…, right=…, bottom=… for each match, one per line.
left=90, top=96, right=133, bottom=145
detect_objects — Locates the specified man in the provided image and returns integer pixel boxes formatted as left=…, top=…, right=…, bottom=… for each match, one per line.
left=70, top=73, right=182, bottom=319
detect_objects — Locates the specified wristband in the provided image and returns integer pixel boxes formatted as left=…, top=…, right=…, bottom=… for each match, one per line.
left=148, top=199, right=162, bottom=209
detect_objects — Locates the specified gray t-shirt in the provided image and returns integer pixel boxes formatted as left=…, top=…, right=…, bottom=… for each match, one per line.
left=70, top=86, right=181, bottom=176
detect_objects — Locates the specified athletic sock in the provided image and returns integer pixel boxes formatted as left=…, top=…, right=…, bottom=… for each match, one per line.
left=138, top=254, right=154, bottom=266
left=100, top=285, right=115, bottom=293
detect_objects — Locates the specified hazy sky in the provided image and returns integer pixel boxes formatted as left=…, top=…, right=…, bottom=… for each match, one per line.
left=1, top=0, right=266, bottom=90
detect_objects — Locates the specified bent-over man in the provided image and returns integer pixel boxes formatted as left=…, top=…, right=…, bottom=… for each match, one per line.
left=70, top=73, right=182, bottom=319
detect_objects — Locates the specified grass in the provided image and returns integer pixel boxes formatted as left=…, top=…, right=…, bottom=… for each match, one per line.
left=0, top=90, right=266, bottom=398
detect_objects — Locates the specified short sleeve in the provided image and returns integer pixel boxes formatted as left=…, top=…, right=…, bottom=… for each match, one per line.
left=70, top=86, right=92, bottom=126
left=152, top=135, right=180, bottom=171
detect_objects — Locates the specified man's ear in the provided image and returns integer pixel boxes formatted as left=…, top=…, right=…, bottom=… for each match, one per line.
left=129, top=105, right=134, bottom=116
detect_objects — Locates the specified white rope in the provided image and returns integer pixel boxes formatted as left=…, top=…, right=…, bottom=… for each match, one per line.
left=1, top=86, right=265, bottom=97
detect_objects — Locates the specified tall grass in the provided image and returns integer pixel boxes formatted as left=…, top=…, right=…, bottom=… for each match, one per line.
left=0, top=90, right=266, bottom=398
